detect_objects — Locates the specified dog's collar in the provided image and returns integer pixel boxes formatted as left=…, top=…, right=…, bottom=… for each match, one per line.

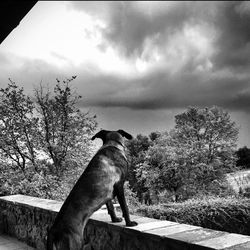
left=98, top=141, right=128, bottom=161
left=102, top=140, right=125, bottom=151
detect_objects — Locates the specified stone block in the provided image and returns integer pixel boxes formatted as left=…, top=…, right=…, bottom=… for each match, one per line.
left=196, top=233, right=250, bottom=249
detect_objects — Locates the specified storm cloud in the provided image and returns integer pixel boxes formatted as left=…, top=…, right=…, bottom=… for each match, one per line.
left=65, top=1, right=250, bottom=113
left=69, top=2, right=250, bottom=68
left=77, top=69, right=250, bottom=112
left=1, top=51, right=250, bottom=114
left=69, top=1, right=218, bottom=57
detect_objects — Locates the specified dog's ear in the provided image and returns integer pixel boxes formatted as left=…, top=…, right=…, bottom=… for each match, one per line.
left=117, top=129, right=133, bottom=140
left=91, top=130, right=109, bottom=141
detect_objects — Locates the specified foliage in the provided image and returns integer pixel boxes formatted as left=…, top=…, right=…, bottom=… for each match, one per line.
left=0, top=161, right=61, bottom=199
left=173, top=106, right=238, bottom=167
left=126, top=134, right=153, bottom=158
left=123, top=181, right=140, bottom=211
left=0, top=78, right=98, bottom=199
left=240, top=186, right=250, bottom=198
left=0, top=80, right=39, bottom=170
left=136, top=196, right=250, bottom=236
left=34, top=76, right=97, bottom=176
left=236, top=146, right=250, bottom=169
left=135, top=106, right=239, bottom=201
left=126, top=133, right=156, bottom=196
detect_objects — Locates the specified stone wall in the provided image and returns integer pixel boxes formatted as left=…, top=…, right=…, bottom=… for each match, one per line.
left=1, top=194, right=250, bottom=250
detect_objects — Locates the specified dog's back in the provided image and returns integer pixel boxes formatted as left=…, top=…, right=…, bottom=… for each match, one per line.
left=57, top=145, right=127, bottom=216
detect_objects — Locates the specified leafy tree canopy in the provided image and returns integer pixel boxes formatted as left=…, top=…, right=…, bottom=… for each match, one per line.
left=236, top=146, right=250, bottom=169
left=0, top=77, right=97, bottom=199
left=135, top=106, right=239, bottom=201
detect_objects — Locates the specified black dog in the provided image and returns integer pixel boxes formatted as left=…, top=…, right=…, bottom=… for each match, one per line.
left=47, top=129, right=137, bottom=250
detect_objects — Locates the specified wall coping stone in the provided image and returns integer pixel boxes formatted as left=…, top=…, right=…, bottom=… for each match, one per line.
left=1, top=194, right=250, bottom=250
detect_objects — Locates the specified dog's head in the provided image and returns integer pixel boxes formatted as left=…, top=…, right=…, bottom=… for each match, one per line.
left=91, top=129, right=133, bottom=146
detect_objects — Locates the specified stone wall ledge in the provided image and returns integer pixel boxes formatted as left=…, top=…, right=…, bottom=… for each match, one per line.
left=0, top=194, right=250, bottom=250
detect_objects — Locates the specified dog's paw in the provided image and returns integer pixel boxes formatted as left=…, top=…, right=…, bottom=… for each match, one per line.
left=126, top=221, right=138, bottom=227
left=112, top=217, right=123, bottom=223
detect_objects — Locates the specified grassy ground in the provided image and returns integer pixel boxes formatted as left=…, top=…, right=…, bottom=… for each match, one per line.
left=134, top=196, right=250, bottom=236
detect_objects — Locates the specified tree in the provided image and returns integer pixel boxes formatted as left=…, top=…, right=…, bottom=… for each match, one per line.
left=236, top=146, right=250, bottom=169
left=135, top=106, right=239, bottom=201
left=0, top=80, right=39, bottom=171
left=126, top=134, right=152, bottom=158
left=173, top=106, right=238, bottom=169
left=34, top=77, right=97, bottom=176
left=0, top=77, right=98, bottom=199
left=135, top=132, right=187, bottom=202
left=126, top=133, right=155, bottom=198
left=149, top=131, right=161, bottom=142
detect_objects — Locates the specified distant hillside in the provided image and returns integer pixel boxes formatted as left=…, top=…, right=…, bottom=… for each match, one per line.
left=226, top=169, right=250, bottom=193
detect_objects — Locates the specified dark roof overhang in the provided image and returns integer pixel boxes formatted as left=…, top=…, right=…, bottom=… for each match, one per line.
left=0, top=1, right=37, bottom=44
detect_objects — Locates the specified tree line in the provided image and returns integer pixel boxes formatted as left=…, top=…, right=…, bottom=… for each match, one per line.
left=126, top=106, right=241, bottom=202
left=0, top=78, right=247, bottom=203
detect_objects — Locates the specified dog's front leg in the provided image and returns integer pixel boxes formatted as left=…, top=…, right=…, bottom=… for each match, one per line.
left=114, top=183, right=138, bottom=227
left=106, top=200, right=123, bottom=223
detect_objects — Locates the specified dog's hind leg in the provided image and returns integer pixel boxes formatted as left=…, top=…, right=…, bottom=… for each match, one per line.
left=106, top=200, right=122, bottom=222
left=114, top=184, right=137, bottom=227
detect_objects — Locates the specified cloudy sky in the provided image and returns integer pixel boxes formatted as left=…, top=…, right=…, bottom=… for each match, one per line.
left=1, top=1, right=250, bottom=147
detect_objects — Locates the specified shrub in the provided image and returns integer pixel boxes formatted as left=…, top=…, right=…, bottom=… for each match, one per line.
left=240, top=186, right=250, bottom=198
left=124, top=181, right=140, bottom=212
left=135, top=196, right=250, bottom=235
left=0, top=162, right=72, bottom=200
